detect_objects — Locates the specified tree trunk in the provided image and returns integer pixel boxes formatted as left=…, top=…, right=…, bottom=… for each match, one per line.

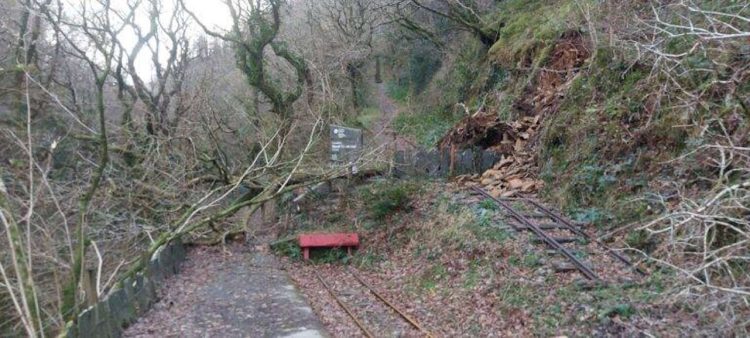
left=375, top=56, right=382, bottom=84
left=347, top=62, right=362, bottom=109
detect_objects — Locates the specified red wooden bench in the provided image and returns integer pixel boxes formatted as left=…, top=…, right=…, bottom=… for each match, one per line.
left=298, top=233, right=359, bottom=261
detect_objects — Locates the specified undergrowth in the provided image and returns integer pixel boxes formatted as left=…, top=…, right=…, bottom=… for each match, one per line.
left=344, top=106, right=381, bottom=130
left=386, top=0, right=749, bottom=333
left=392, top=108, right=461, bottom=147
left=357, top=180, right=421, bottom=221
left=386, top=81, right=409, bottom=103
left=488, top=0, right=582, bottom=66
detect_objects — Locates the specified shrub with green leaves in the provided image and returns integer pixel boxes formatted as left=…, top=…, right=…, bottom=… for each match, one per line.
left=360, top=181, right=419, bottom=221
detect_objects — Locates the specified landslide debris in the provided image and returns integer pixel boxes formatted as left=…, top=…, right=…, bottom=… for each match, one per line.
left=444, top=32, right=590, bottom=198
left=453, top=115, right=544, bottom=198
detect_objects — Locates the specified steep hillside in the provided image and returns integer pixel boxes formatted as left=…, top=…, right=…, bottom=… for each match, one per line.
left=387, top=0, right=749, bottom=332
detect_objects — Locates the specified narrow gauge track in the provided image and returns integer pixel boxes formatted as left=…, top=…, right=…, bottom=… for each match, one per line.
left=313, top=268, right=433, bottom=338
left=471, top=186, right=645, bottom=282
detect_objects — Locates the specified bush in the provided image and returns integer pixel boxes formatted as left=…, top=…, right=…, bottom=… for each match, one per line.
left=271, top=238, right=302, bottom=259
left=392, top=108, right=460, bottom=146
left=370, top=186, right=411, bottom=220
left=386, top=81, right=410, bottom=102
left=360, top=181, right=419, bottom=221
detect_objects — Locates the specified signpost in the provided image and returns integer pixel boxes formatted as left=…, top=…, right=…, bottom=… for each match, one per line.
left=330, top=125, right=363, bottom=173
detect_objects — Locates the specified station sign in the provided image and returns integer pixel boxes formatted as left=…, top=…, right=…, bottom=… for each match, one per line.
left=330, top=125, right=363, bottom=164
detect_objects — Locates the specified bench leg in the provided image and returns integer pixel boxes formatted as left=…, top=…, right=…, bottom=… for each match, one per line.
left=303, top=248, right=310, bottom=261
left=347, top=247, right=352, bottom=256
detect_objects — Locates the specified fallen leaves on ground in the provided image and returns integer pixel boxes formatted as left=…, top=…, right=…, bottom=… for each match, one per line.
left=455, top=115, right=544, bottom=197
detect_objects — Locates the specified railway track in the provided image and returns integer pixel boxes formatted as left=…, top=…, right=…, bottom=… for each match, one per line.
left=470, top=186, right=645, bottom=283
left=313, top=267, right=433, bottom=338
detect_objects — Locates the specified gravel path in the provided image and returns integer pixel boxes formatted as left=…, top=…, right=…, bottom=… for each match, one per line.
left=123, top=242, right=326, bottom=337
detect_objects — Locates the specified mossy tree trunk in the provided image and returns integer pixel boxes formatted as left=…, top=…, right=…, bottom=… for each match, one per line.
left=347, top=61, right=365, bottom=109
left=375, top=56, right=382, bottom=84
left=13, top=0, right=51, bottom=120
left=182, top=0, right=311, bottom=122
left=40, top=2, right=116, bottom=319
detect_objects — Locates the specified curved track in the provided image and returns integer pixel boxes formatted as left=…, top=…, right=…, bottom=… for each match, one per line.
left=471, top=186, right=646, bottom=283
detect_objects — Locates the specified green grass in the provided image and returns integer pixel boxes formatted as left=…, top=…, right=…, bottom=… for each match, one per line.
left=463, top=261, right=481, bottom=289
left=535, top=45, right=699, bottom=228
left=358, top=107, right=381, bottom=129
left=357, top=180, right=421, bottom=221
left=497, top=280, right=537, bottom=307
left=353, top=249, right=386, bottom=268
left=345, top=106, right=381, bottom=130
left=488, top=0, right=584, bottom=65
left=419, top=263, right=447, bottom=291
left=467, top=207, right=512, bottom=243
left=599, top=303, right=636, bottom=319
left=492, top=270, right=675, bottom=335
left=522, top=253, right=542, bottom=268
left=386, top=81, right=410, bottom=102
left=308, top=248, right=351, bottom=264
left=392, top=108, right=462, bottom=147
left=271, top=238, right=302, bottom=260
left=478, top=198, right=499, bottom=211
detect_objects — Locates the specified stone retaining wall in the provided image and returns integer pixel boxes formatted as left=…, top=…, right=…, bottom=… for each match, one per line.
left=393, top=148, right=500, bottom=178
left=63, top=238, right=186, bottom=338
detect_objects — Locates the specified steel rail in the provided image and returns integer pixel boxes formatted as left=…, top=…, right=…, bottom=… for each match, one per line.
left=513, top=197, right=647, bottom=276
left=347, top=267, right=435, bottom=338
left=314, top=270, right=375, bottom=338
left=472, top=187, right=601, bottom=281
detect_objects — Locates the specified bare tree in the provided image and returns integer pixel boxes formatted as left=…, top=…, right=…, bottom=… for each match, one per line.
left=113, top=0, right=192, bottom=137
left=181, top=0, right=311, bottom=122
left=393, top=0, right=500, bottom=48
left=306, top=0, right=381, bottom=108
left=37, top=0, right=130, bottom=318
left=0, top=0, right=388, bottom=335
left=623, top=1, right=750, bottom=331
left=12, top=0, right=52, bottom=116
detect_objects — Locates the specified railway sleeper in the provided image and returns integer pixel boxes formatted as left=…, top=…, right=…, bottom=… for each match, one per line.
left=545, top=249, right=584, bottom=256
left=552, top=261, right=594, bottom=273
left=520, top=213, right=552, bottom=219
left=552, top=262, right=578, bottom=273
left=516, top=222, right=567, bottom=230
left=531, top=237, right=580, bottom=245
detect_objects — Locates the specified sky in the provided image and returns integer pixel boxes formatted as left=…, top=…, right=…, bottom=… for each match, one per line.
left=180, top=0, right=233, bottom=36
left=62, top=0, right=234, bottom=79
left=139, top=0, right=232, bottom=78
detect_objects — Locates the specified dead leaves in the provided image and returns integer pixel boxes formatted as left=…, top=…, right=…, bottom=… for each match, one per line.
left=457, top=115, right=544, bottom=198
left=437, top=112, right=513, bottom=152
left=482, top=155, right=544, bottom=198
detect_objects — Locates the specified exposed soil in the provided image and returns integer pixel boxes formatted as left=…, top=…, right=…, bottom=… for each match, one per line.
left=436, top=32, right=591, bottom=198
left=438, top=31, right=588, bottom=154
left=437, top=112, right=514, bottom=153
left=513, top=31, right=590, bottom=119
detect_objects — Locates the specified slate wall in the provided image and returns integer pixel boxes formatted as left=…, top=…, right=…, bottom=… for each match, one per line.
left=393, top=148, right=500, bottom=178
left=63, top=238, right=187, bottom=338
